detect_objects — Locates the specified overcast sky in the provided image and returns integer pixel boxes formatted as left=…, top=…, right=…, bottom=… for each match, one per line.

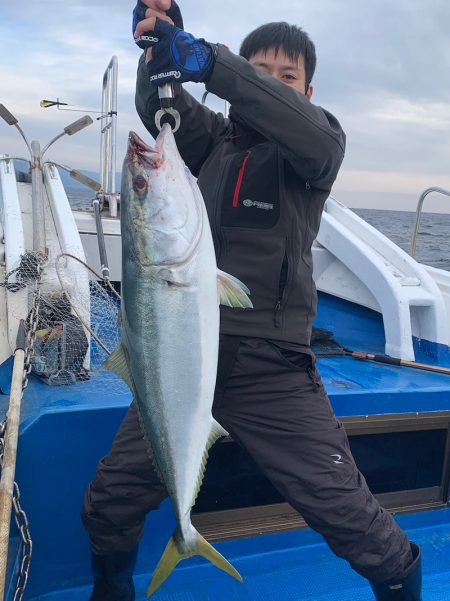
left=1, top=0, right=450, bottom=211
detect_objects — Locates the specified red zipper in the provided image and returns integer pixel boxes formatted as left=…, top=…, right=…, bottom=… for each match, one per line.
left=232, top=151, right=251, bottom=208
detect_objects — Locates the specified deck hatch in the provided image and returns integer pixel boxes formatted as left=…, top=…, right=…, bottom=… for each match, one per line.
left=192, top=413, right=450, bottom=540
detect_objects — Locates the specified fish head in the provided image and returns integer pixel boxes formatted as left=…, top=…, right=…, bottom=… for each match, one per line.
left=122, top=125, right=201, bottom=268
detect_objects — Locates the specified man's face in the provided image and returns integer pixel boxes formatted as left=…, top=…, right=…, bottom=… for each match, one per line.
left=248, top=48, right=313, bottom=99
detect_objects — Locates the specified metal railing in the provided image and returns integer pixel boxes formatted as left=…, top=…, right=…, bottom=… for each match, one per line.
left=99, top=56, right=119, bottom=217
left=201, top=91, right=229, bottom=118
left=410, top=187, right=450, bottom=257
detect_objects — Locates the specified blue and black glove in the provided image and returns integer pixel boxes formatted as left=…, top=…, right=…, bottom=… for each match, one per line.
left=132, top=0, right=184, bottom=49
left=147, top=19, right=215, bottom=85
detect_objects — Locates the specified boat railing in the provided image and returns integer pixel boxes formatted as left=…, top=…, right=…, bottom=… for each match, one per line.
left=99, top=56, right=119, bottom=218
left=410, top=187, right=450, bottom=258
left=201, top=90, right=229, bottom=118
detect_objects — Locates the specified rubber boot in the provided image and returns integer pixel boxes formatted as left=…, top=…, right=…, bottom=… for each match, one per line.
left=370, top=543, right=422, bottom=600
left=88, top=547, right=137, bottom=601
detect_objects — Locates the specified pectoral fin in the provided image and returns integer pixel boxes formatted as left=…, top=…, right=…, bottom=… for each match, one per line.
left=217, top=270, right=253, bottom=308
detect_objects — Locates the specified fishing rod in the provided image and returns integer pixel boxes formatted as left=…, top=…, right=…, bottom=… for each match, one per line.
left=344, top=348, right=450, bottom=376
left=312, top=328, right=450, bottom=375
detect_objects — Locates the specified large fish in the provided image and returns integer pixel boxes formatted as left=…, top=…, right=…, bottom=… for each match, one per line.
left=105, top=124, right=252, bottom=596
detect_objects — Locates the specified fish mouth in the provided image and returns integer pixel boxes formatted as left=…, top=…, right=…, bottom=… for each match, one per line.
left=127, top=131, right=162, bottom=167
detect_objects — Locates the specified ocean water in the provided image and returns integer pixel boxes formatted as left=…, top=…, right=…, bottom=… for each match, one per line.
left=66, top=189, right=450, bottom=272
left=354, top=208, right=450, bottom=271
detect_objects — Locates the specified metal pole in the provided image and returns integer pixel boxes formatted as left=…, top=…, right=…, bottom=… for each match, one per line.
left=410, top=187, right=450, bottom=257
left=100, top=88, right=108, bottom=195
left=92, top=198, right=110, bottom=281
left=0, top=322, right=26, bottom=600
left=31, top=141, right=46, bottom=256
left=110, top=57, right=118, bottom=199
left=99, top=57, right=118, bottom=217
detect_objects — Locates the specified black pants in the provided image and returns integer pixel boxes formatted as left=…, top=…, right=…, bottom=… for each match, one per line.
left=82, top=336, right=412, bottom=583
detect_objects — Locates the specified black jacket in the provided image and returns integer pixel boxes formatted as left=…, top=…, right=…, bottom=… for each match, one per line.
left=135, top=45, right=346, bottom=345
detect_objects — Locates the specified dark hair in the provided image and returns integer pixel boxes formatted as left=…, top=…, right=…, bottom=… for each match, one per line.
left=239, top=22, right=317, bottom=91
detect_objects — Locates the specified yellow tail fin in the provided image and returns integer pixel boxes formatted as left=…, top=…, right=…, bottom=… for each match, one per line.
left=147, top=530, right=242, bottom=596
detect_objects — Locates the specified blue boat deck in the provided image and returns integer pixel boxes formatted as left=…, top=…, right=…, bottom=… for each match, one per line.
left=315, top=293, right=450, bottom=417
left=30, top=508, right=450, bottom=600
left=3, top=292, right=450, bottom=599
left=11, top=292, right=450, bottom=427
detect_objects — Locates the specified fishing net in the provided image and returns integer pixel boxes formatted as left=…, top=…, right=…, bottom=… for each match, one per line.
left=2, top=249, right=344, bottom=387
left=3, top=250, right=123, bottom=388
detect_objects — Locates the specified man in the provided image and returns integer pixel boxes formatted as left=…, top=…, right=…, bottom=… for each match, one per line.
left=82, top=2, right=422, bottom=600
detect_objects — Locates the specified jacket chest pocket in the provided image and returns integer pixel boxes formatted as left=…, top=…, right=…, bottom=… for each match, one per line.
left=220, top=144, right=281, bottom=229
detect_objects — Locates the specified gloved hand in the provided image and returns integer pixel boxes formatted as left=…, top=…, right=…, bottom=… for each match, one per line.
left=132, top=0, right=184, bottom=50
left=147, top=18, right=215, bottom=84
left=165, top=0, right=184, bottom=29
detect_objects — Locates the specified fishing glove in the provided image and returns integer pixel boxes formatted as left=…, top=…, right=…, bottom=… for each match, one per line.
left=132, top=0, right=184, bottom=49
left=146, top=19, right=215, bottom=84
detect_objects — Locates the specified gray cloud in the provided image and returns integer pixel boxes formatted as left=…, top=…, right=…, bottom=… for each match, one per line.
left=2, top=0, right=450, bottom=209
left=312, top=0, right=450, bottom=105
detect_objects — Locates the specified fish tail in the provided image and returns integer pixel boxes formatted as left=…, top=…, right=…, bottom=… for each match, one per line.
left=147, top=529, right=242, bottom=596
